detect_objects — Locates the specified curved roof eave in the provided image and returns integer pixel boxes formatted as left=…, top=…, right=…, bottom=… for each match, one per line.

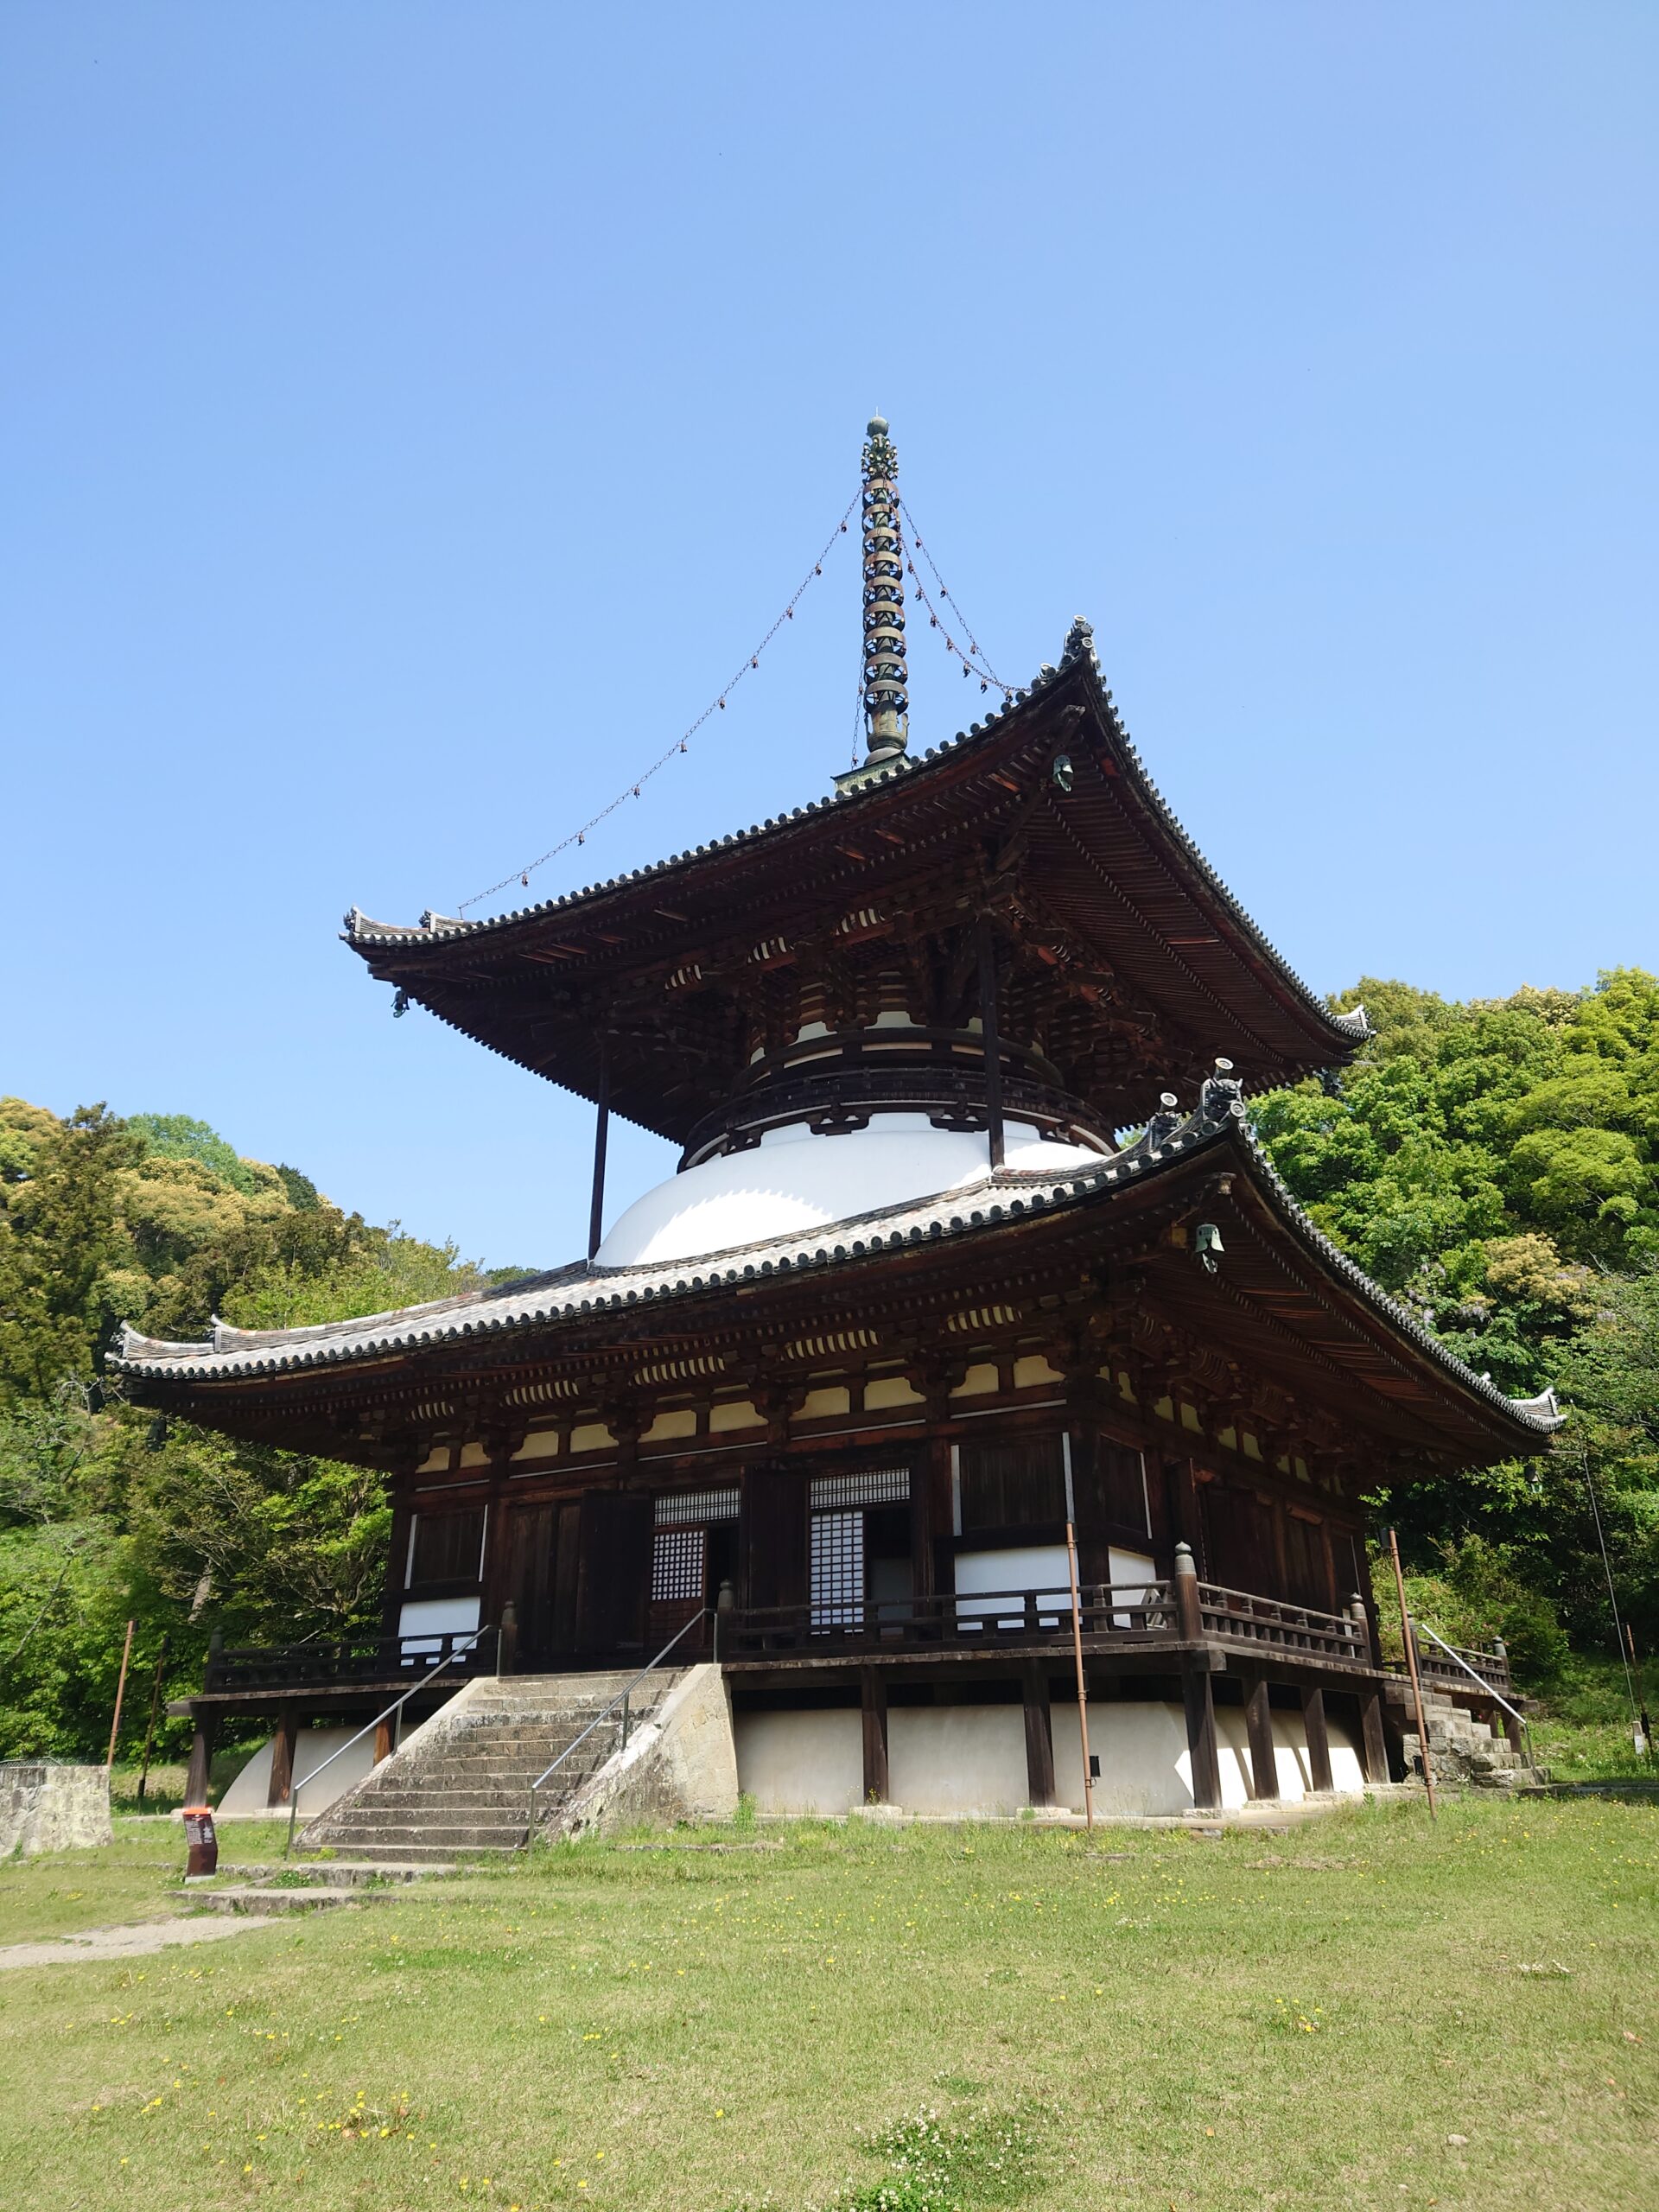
left=342, top=621, right=1369, bottom=1062
left=109, top=1097, right=1557, bottom=1450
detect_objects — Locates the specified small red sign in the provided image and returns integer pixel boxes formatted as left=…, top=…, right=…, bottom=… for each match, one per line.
left=183, top=1806, right=218, bottom=1878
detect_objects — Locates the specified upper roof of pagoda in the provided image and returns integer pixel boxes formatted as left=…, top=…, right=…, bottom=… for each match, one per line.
left=343, top=620, right=1369, bottom=1144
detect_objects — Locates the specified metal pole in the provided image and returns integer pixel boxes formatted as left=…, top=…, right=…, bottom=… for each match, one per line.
left=587, top=1039, right=612, bottom=1261
left=1065, top=1521, right=1095, bottom=1831
left=1625, top=1624, right=1655, bottom=1764
left=135, top=1635, right=169, bottom=1804
left=1582, top=1443, right=1643, bottom=1747
left=105, top=1618, right=136, bottom=1771
left=976, top=917, right=1006, bottom=1171
left=1388, top=1528, right=1436, bottom=1819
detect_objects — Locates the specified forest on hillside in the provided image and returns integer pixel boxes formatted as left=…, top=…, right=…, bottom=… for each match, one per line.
left=3, top=970, right=1656, bottom=1761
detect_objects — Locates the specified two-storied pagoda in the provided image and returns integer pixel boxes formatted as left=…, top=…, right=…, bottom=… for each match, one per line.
left=116, top=420, right=1558, bottom=1824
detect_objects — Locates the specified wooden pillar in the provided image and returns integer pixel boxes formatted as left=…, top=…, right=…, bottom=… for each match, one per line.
left=1167, top=1465, right=1205, bottom=1571
left=1243, top=1671, right=1278, bottom=1802
left=1021, top=1662, right=1056, bottom=1808
left=183, top=1711, right=218, bottom=1806
left=266, top=1707, right=299, bottom=1806
left=976, top=917, right=1005, bottom=1171
left=1173, top=1540, right=1204, bottom=1640
left=1182, top=1667, right=1224, bottom=1812
left=373, top=1717, right=395, bottom=1765
left=860, top=1665, right=889, bottom=1804
left=1358, top=1689, right=1390, bottom=1783
left=587, top=1039, right=611, bottom=1261
left=382, top=1491, right=416, bottom=1639
left=1300, top=1685, right=1334, bottom=1794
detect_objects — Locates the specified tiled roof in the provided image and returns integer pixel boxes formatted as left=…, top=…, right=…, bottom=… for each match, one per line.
left=342, top=621, right=1370, bottom=1054
left=109, top=1090, right=1557, bottom=1440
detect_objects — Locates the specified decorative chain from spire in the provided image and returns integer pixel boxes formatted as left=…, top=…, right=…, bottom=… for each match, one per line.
left=860, top=416, right=909, bottom=759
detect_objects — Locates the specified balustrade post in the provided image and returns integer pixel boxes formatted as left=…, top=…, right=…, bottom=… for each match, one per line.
left=1173, top=1541, right=1204, bottom=1643
left=1349, top=1593, right=1376, bottom=1669
left=715, top=1577, right=734, bottom=1663
left=498, top=1600, right=518, bottom=1678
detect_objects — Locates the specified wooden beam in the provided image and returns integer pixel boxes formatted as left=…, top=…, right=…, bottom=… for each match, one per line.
left=977, top=918, right=1005, bottom=1171
left=1243, top=1670, right=1277, bottom=1802
left=1301, top=1685, right=1334, bottom=1793
left=1358, top=1689, right=1390, bottom=1784
left=587, top=1040, right=611, bottom=1261
left=860, top=1664, right=889, bottom=1805
left=183, top=1713, right=218, bottom=1807
left=1182, top=1666, right=1224, bottom=1812
left=1021, top=1662, right=1056, bottom=1808
left=266, top=1707, right=298, bottom=1806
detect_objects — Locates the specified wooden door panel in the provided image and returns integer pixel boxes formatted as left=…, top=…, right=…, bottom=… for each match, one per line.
left=575, top=1491, right=652, bottom=1656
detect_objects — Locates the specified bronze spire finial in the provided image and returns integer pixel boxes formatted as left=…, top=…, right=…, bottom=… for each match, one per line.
left=859, top=415, right=908, bottom=761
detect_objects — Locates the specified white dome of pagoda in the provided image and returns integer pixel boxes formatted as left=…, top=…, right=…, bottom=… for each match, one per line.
left=594, top=1113, right=1108, bottom=1269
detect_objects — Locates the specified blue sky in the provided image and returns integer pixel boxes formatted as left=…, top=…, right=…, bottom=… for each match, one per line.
left=5, top=6, right=1656, bottom=1267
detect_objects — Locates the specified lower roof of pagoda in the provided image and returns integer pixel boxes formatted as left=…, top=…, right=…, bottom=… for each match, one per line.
left=111, top=1093, right=1560, bottom=1469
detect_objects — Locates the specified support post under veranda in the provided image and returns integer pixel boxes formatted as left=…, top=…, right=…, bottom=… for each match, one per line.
left=1065, top=1519, right=1095, bottom=1829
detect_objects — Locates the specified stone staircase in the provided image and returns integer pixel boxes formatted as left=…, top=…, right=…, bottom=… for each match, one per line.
left=299, top=1671, right=683, bottom=1862
left=1395, top=1684, right=1548, bottom=1791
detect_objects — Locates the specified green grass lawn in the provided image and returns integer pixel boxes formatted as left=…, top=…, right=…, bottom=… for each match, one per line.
left=0, top=1795, right=1653, bottom=2211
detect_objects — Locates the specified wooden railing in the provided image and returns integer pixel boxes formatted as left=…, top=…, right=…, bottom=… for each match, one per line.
left=1197, top=1584, right=1370, bottom=1665
left=205, top=1628, right=498, bottom=1695
left=204, top=1577, right=1391, bottom=1691
left=1408, top=1630, right=1515, bottom=1698
left=726, top=1579, right=1178, bottom=1657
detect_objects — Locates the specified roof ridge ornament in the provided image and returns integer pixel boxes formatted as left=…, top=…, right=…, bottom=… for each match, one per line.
left=834, top=416, right=910, bottom=793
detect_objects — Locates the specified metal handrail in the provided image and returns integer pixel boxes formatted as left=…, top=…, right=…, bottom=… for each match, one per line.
left=282, top=1621, right=495, bottom=1858
left=1412, top=1618, right=1538, bottom=1771
left=525, top=1608, right=710, bottom=1845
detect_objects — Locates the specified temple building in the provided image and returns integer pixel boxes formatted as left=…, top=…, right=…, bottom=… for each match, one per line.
left=115, top=420, right=1558, bottom=1835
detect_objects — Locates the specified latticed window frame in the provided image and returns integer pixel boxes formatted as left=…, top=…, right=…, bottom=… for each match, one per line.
left=810, top=1509, right=865, bottom=1628
left=652, top=1526, right=705, bottom=1603
left=654, top=1485, right=741, bottom=1528
left=810, top=1465, right=911, bottom=1511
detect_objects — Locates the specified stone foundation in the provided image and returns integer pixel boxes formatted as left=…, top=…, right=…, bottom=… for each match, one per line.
left=0, top=1762, right=114, bottom=1857
left=550, top=1666, right=741, bottom=1839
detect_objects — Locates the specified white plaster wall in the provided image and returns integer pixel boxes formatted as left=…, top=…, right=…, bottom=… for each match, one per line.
left=954, top=1546, right=1071, bottom=1630
left=734, top=1709, right=863, bottom=1815
left=218, top=1726, right=381, bottom=1819
left=888, top=1705, right=1030, bottom=1815
left=596, top=1115, right=1103, bottom=1268
left=397, top=1595, right=481, bottom=1650
left=1050, top=1700, right=1198, bottom=1815
left=1052, top=1700, right=1367, bottom=1815
left=736, top=1699, right=1368, bottom=1822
